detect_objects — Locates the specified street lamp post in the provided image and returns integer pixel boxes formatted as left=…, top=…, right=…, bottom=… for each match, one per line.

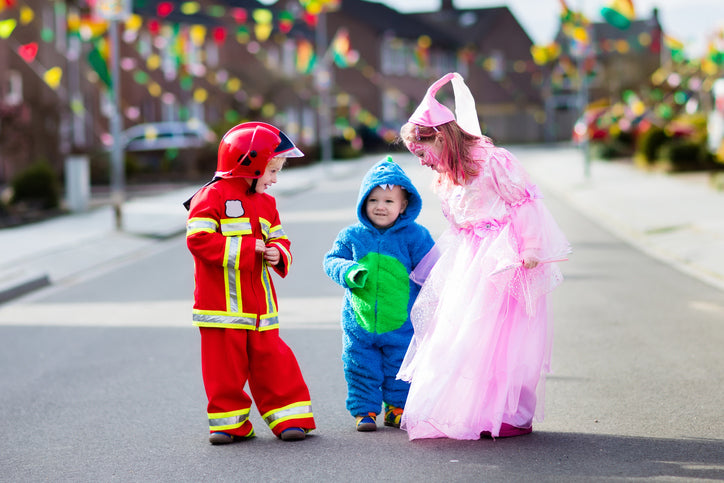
left=314, top=11, right=333, bottom=163
left=95, top=0, right=128, bottom=230
left=571, top=0, right=593, bottom=180
left=577, top=50, right=591, bottom=179
left=108, top=18, right=124, bottom=229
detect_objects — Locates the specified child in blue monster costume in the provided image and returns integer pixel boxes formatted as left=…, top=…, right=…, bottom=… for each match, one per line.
left=324, top=156, right=434, bottom=432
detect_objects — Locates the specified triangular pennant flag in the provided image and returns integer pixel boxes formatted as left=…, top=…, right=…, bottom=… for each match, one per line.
left=296, top=38, right=316, bottom=74
left=19, top=6, right=34, bottom=25
left=43, top=67, right=63, bottom=90
left=0, top=18, right=17, bottom=38
left=18, top=42, right=38, bottom=62
left=601, top=0, right=635, bottom=29
left=88, top=43, right=112, bottom=87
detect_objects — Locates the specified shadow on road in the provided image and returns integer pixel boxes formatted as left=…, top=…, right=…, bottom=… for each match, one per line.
left=404, top=431, right=724, bottom=481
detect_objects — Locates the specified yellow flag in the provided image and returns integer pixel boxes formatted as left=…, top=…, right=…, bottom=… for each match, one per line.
left=254, top=23, right=272, bottom=42
left=20, top=6, right=35, bottom=25
left=43, top=67, right=63, bottom=90
left=190, top=25, right=206, bottom=47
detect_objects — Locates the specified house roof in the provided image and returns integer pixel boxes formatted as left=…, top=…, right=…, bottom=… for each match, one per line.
left=412, top=6, right=515, bottom=47
left=334, top=0, right=460, bottom=48
left=592, top=15, right=662, bottom=42
left=555, top=11, right=663, bottom=56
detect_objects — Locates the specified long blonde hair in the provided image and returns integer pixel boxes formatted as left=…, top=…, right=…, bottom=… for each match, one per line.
left=400, top=121, right=485, bottom=185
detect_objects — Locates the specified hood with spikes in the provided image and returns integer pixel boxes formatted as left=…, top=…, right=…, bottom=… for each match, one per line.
left=356, top=156, right=423, bottom=230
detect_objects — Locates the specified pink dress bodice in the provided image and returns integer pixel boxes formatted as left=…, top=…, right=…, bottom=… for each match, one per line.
left=438, top=150, right=531, bottom=228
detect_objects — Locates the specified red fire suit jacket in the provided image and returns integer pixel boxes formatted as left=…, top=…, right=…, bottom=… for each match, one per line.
left=186, top=177, right=291, bottom=331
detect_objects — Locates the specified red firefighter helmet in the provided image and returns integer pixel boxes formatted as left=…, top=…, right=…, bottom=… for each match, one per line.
left=216, top=122, right=303, bottom=179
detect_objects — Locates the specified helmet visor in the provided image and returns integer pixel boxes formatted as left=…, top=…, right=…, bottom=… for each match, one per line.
left=274, top=130, right=304, bottom=158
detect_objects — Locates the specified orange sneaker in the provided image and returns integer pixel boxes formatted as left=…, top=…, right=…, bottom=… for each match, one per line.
left=383, top=404, right=403, bottom=428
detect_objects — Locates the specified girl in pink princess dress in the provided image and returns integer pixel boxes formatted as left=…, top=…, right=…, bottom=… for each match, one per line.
left=396, top=73, right=571, bottom=440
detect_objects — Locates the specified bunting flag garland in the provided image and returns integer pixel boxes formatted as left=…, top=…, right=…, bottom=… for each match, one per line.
left=531, top=43, right=561, bottom=65
left=663, top=34, right=686, bottom=62
left=17, top=41, right=37, bottom=62
left=278, top=11, right=294, bottom=34
left=0, top=18, right=17, bottom=38
left=230, top=7, right=247, bottom=24
left=43, top=66, right=63, bottom=90
left=414, top=35, right=431, bottom=69
left=601, top=0, right=635, bottom=30
left=299, top=0, right=340, bottom=15
left=558, top=0, right=573, bottom=23
left=212, top=26, right=225, bottom=45
left=296, top=38, right=316, bottom=74
left=156, top=1, right=173, bottom=18
left=180, top=1, right=201, bottom=16
left=301, top=11, right=317, bottom=28
left=67, top=12, right=108, bottom=40
left=558, top=0, right=592, bottom=60
left=189, top=24, right=206, bottom=47
left=125, top=13, right=142, bottom=32
left=330, top=28, right=358, bottom=68
left=252, top=8, right=272, bottom=42
left=0, top=0, right=722, bottom=148
left=88, top=39, right=112, bottom=87
left=0, top=0, right=16, bottom=11
left=19, top=5, right=33, bottom=24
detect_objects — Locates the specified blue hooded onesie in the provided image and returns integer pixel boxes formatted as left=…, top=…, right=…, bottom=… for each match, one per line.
left=323, top=157, right=434, bottom=416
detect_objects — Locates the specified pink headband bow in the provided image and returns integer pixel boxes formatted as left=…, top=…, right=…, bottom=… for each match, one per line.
left=408, top=72, right=482, bottom=137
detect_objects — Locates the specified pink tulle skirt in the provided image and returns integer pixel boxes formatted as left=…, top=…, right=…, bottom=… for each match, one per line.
left=397, top=224, right=564, bottom=440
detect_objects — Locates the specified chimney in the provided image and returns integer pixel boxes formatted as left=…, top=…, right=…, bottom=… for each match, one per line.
left=441, top=0, right=455, bottom=11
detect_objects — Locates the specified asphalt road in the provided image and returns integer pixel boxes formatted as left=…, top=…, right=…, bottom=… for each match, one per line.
left=0, top=156, right=722, bottom=482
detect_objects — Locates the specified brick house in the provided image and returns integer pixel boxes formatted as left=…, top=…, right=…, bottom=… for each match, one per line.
left=0, top=0, right=548, bottom=187
left=411, top=0, right=545, bottom=143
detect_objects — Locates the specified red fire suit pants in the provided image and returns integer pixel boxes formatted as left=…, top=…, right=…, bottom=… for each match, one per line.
left=199, top=327, right=316, bottom=437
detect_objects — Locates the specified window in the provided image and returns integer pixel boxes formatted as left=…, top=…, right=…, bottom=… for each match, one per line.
left=206, top=42, right=219, bottom=69
left=490, top=50, right=505, bottom=81
left=381, top=35, right=407, bottom=76
left=4, top=71, right=22, bottom=106
left=282, top=39, right=296, bottom=77
left=382, top=89, right=399, bottom=123
left=301, top=107, right=316, bottom=145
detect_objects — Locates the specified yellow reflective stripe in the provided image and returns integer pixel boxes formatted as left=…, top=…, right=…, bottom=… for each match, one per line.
left=260, top=265, right=276, bottom=315
left=258, top=314, right=278, bottom=330
left=187, top=217, right=218, bottom=236
left=268, top=224, right=287, bottom=240
left=263, top=402, right=314, bottom=430
left=224, top=236, right=242, bottom=312
left=195, top=322, right=258, bottom=330
left=193, top=310, right=257, bottom=328
left=270, top=242, right=292, bottom=267
left=208, top=408, right=250, bottom=431
left=259, top=218, right=271, bottom=241
left=221, top=218, right=252, bottom=236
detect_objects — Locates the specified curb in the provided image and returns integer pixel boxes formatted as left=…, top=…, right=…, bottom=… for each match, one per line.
left=0, top=270, right=51, bottom=304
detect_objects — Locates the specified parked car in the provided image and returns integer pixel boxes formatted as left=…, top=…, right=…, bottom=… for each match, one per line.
left=122, top=120, right=216, bottom=152
left=120, top=120, right=218, bottom=180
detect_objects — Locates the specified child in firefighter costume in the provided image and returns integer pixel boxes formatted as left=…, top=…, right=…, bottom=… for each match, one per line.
left=185, top=122, right=315, bottom=444
left=323, top=157, right=434, bottom=431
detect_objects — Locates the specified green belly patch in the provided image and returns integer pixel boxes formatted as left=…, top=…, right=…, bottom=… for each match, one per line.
left=350, top=252, right=410, bottom=334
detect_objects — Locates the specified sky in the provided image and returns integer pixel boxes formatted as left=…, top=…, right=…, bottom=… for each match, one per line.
left=372, top=0, right=724, bottom=58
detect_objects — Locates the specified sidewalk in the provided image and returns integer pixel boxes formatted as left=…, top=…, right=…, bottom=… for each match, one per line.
left=0, top=159, right=363, bottom=303
left=1, top=145, right=723, bottom=303
left=516, top=144, right=724, bottom=292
